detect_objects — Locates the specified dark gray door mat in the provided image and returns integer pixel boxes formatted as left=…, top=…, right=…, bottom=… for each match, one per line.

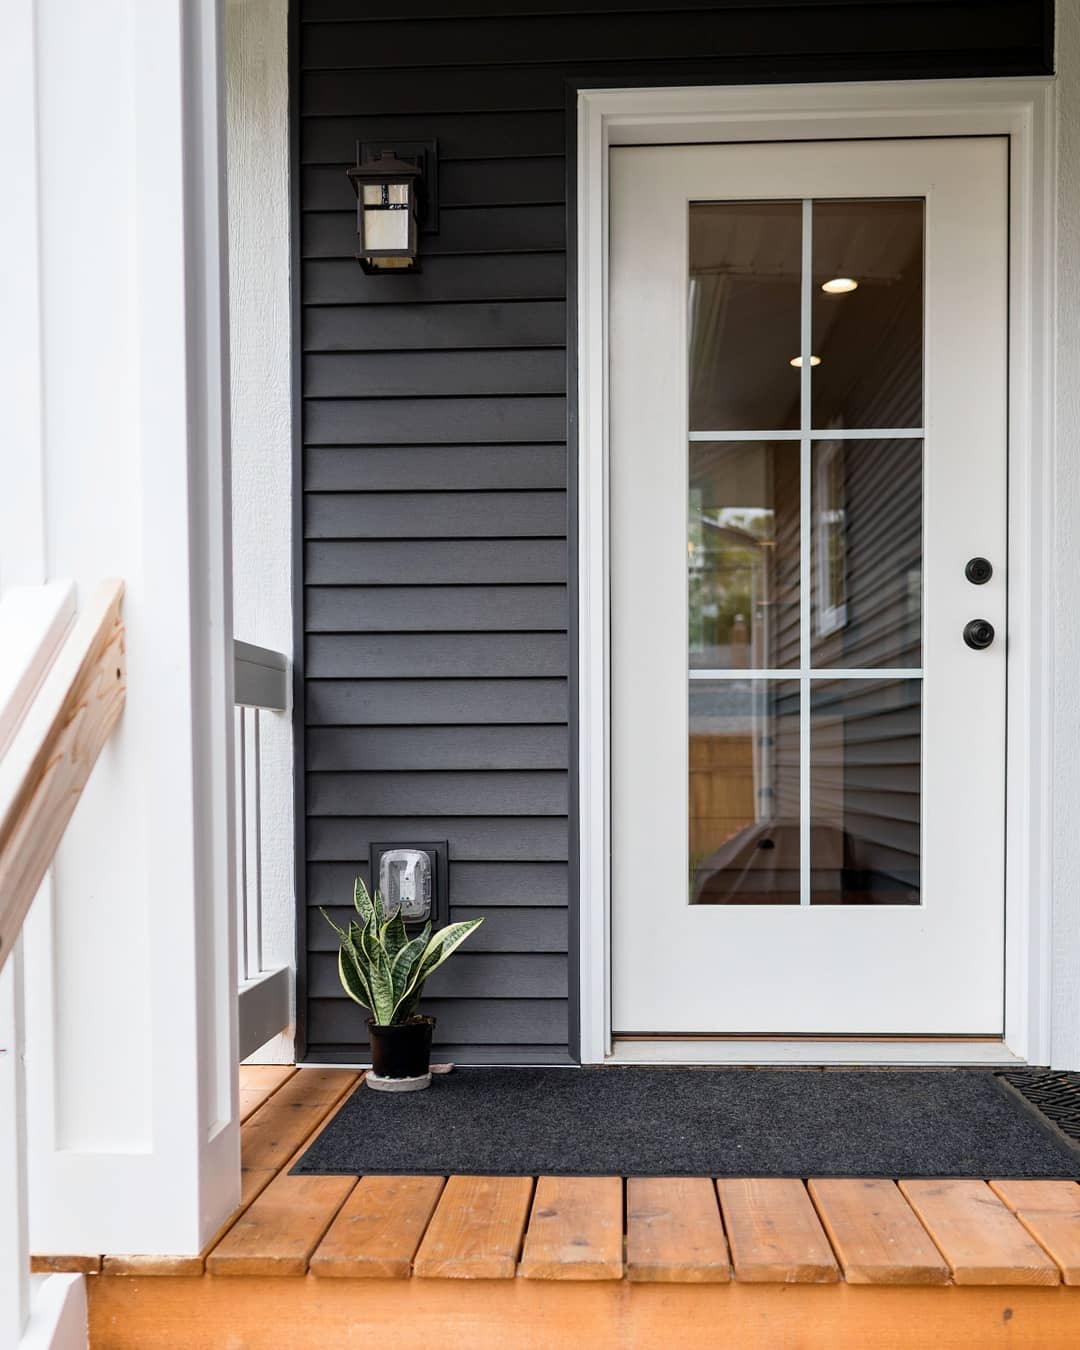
left=291, top=1067, right=1080, bottom=1179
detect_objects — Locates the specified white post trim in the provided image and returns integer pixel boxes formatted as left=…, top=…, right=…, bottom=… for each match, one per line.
left=577, top=77, right=1058, bottom=1067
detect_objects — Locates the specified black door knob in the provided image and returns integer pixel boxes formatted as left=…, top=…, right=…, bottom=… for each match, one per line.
left=965, top=557, right=993, bottom=585
left=963, top=619, right=995, bottom=650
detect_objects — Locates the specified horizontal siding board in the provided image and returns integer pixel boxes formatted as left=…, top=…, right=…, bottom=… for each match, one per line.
left=306, top=725, right=568, bottom=770
left=304, top=446, right=567, bottom=492
left=303, top=0, right=1011, bottom=17
left=301, top=8, right=1038, bottom=70
left=306, top=770, right=568, bottom=816
left=306, top=634, right=568, bottom=679
left=303, top=301, right=567, bottom=352
left=303, top=158, right=565, bottom=211
left=308, top=861, right=569, bottom=908
left=305, top=490, right=566, bottom=538
left=304, top=204, right=565, bottom=259
left=308, top=1043, right=577, bottom=1065
left=305, top=585, right=567, bottom=631
left=301, top=111, right=565, bottom=162
left=305, top=395, right=567, bottom=444
left=304, top=255, right=566, bottom=305
left=307, top=816, right=569, bottom=861
left=309, top=952, right=568, bottom=998
left=305, top=539, right=567, bottom=586
left=305, top=349, right=566, bottom=397
left=305, top=678, right=568, bottom=725
left=307, top=997, right=569, bottom=1046
left=310, top=907, right=569, bottom=956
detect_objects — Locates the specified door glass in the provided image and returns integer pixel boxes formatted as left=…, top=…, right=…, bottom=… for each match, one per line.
left=689, top=202, right=802, bottom=431
left=812, top=199, right=923, bottom=430
left=810, top=438, right=922, bottom=669
left=690, top=679, right=800, bottom=905
left=688, top=197, right=924, bottom=905
left=810, top=679, right=921, bottom=905
left=689, top=442, right=800, bottom=671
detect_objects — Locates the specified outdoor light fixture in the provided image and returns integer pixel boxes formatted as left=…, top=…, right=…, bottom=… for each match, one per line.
left=822, top=277, right=859, bottom=293
left=789, top=355, right=822, bottom=368
left=347, top=149, right=425, bottom=274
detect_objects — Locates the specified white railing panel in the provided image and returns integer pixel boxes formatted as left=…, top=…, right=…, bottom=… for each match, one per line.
left=233, top=642, right=292, bottom=1058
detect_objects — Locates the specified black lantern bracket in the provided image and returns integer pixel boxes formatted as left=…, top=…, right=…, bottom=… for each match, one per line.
left=355, top=139, right=439, bottom=235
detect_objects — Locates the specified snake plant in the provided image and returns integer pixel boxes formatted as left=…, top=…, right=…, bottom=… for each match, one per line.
left=321, top=878, right=483, bottom=1026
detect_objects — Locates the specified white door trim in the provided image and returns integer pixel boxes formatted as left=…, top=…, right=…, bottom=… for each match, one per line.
left=576, top=77, right=1058, bottom=1067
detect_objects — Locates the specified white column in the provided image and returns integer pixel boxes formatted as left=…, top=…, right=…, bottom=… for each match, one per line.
left=16, top=0, right=240, bottom=1254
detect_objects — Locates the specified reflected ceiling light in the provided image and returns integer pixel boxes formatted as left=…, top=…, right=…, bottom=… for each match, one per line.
left=822, top=277, right=859, bottom=294
left=789, top=355, right=821, bottom=368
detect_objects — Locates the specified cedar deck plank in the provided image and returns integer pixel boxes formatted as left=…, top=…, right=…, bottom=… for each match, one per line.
left=88, top=1275, right=1080, bottom=1350
left=899, top=1179, right=1060, bottom=1286
left=519, top=1176, right=623, bottom=1280
left=206, top=1172, right=357, bottom=1277
left=413, top=1175, right=534, bottom=1279
left=310, top=1175, right=445, bottom=1278
left=239, top=1065, right=297, bottom=1123
left=625, top=1177, right=730, bottom=1283
left=989, top=1180, right=1080, bottom=1285
left=717, top=1178, right=840, bottom=1283
left=808, top=1178, right=949, bottom=1285
left=241, top=1067, right=359, bottom=1175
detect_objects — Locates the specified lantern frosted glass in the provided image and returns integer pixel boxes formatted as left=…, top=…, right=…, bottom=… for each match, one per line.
left=348, top=151, right=423, bottom=273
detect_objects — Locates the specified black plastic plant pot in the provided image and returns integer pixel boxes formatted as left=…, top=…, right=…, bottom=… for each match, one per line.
left=367, top=1016, right=434, bottom=1080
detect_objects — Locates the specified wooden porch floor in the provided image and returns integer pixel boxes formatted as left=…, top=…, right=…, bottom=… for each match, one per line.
left=38, top=1066, right=1080, bottom=1347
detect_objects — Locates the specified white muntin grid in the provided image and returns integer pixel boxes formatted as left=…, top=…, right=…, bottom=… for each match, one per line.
left=687, top=197, right=924, bottom=906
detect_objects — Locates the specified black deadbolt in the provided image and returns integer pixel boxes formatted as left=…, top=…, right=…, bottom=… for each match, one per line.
left=963, top=619, right=995, bottom=650
left=965, top=556, right=993, bottom=585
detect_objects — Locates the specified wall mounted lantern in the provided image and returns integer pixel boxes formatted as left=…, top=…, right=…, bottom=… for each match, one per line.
left=347, top=148, right=425, bottom=274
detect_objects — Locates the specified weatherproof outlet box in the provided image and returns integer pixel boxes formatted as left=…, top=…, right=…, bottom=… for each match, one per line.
left=369, top=840, right=449, bottom=931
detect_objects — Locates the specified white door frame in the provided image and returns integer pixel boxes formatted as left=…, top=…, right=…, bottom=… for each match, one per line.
left=576, top=77, right=1058, bottom=1067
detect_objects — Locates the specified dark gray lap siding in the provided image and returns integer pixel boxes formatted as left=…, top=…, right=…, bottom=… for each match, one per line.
left=293, top=0, right=1053, bottom=1065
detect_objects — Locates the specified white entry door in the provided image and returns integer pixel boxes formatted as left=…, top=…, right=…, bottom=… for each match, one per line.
left=610, top=138, right=1008, bottom=1037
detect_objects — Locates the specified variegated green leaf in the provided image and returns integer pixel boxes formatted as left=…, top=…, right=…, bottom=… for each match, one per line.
left=381, top=907, right=409, bottom=964
left=389, top=932, right=428, bottom=1012
left=367, top=948, right=396, bottom=1025
left=397, top=918, right=484, bottom=1011
left=353, top=876, right=376, bottom=927
left=320, top=907, right=347, bottom=941
left=338, top=946, right=373, bottom=1011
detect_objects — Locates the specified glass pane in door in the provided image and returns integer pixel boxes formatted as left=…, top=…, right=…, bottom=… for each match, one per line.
left=690, top=679, right=800, bottom=904
left=689, top=202, right=802, bottom=431
left=811, top=199, right=923, bottom=430
left=689, top=441, right=800, bottom=671
left=810, top=438, right=922, bottom=669
left=809, top=679, right=921, bottom=905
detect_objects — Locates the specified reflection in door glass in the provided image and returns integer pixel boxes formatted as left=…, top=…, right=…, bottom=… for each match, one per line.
left=810, top=439, right=922, bottom=669
left=690, top=680, right=799, bottom=904
left=689, top=442, right=800, bottom=670
left=812, top=199, right=924, bottom=429
left=809, top=679, right=921, bottom=905
left=689, top=202, right=802, bottom=431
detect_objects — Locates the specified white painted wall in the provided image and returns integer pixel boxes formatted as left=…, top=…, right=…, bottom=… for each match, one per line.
left=225, top=0, right=296, bottom=1064
left=1051, top=3, right=1080, bottom=1070
left=2, top=0, right=242, bottom=1255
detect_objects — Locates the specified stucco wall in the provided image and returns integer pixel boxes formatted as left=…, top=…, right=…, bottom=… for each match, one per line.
left=225, top=0, right=295, bottom=1062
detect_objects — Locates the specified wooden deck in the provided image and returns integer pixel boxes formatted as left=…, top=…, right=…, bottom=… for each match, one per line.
left=37, top=1067, right=1080, bottom=1347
